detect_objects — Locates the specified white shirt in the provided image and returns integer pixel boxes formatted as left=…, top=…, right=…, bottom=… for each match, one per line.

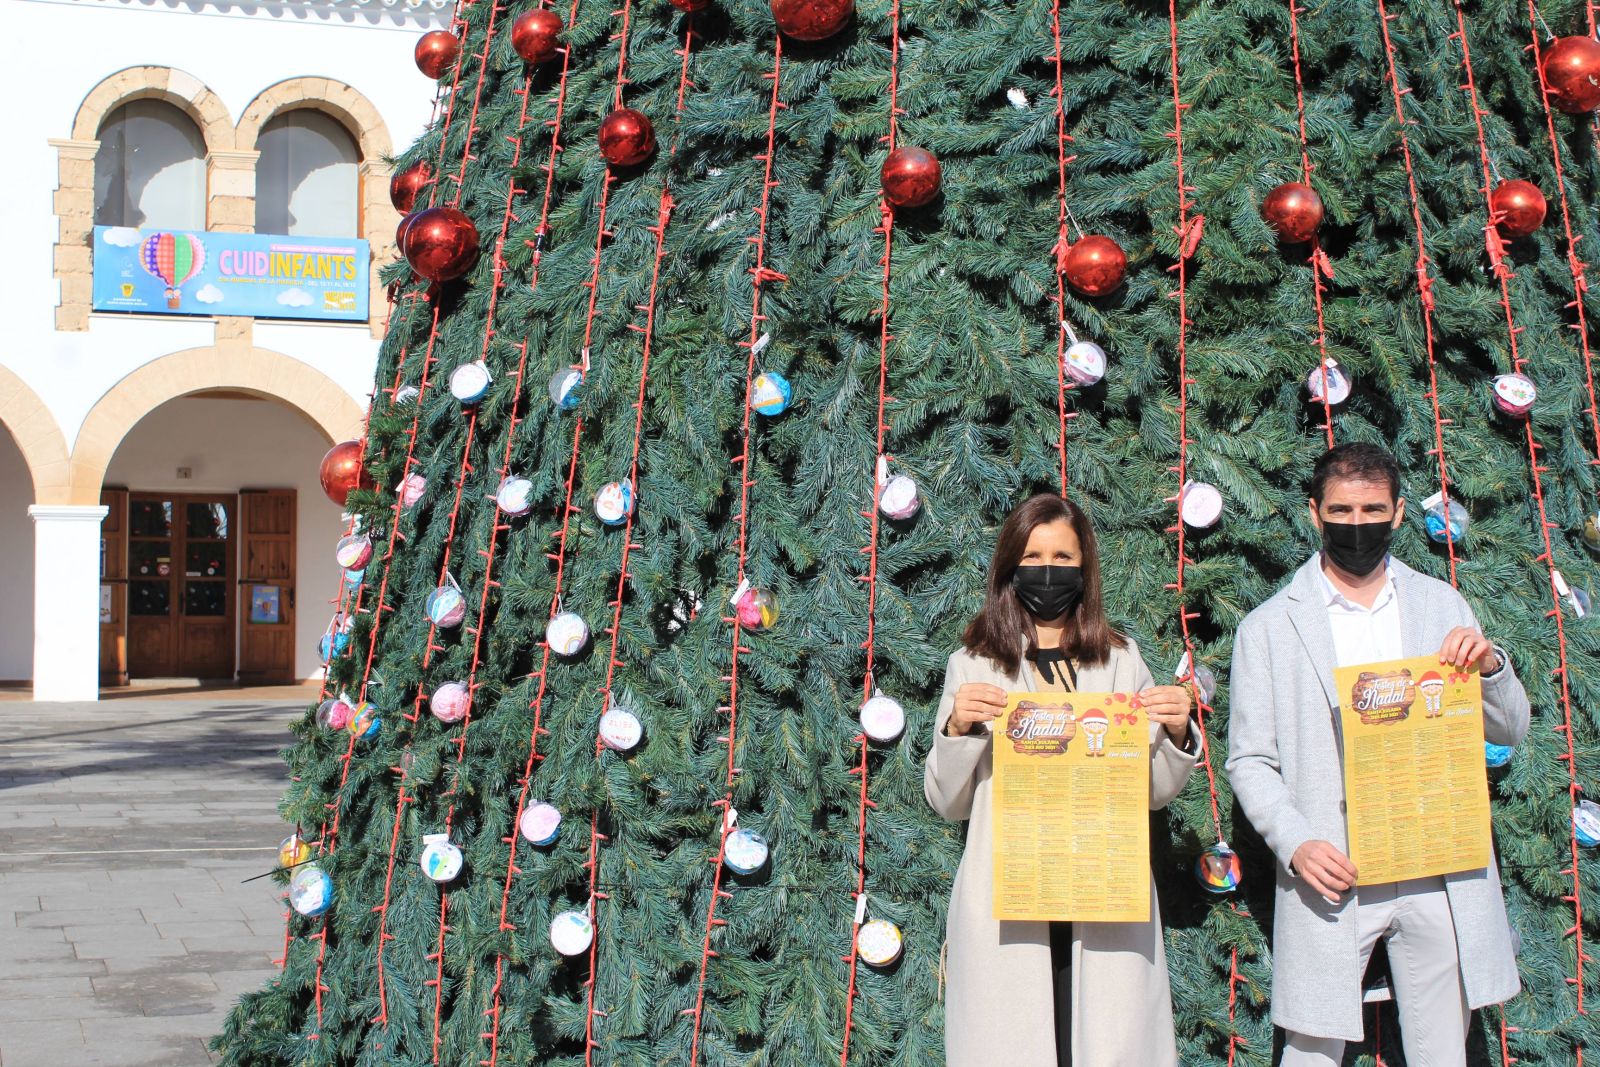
left=1319, top=553, right=1403, bottom=667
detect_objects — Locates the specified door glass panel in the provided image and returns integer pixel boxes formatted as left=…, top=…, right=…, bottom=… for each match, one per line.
left=130, top=542, right=172, bottom=577
left=186, top=502, right=228, bottom=541
left=130, top=580, right=170, bottom=616
left=185, top=582, right=227, bottom=617
left=130, top=500, right=173, bottom=538
left=185, top=544, right=227, bottom=577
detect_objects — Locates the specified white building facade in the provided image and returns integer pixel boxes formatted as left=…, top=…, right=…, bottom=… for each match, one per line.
left=5, top=0, right=442, bottom=699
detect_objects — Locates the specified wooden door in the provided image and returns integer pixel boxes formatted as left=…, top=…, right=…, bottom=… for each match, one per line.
left=99, top=488, right=129, bottom=687
left=127, top=493, right=237, bottom=679
left=237, top=489, right=297, bottom=685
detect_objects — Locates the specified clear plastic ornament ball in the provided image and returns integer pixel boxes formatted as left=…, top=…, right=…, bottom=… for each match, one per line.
left=750, top=371, right=793, bottom=415
left=594, top=479, right=635, bottom=526
left=496, top=476, right=534, bottom=517
left=450, top=360, right=492, bottom=405
left=736, top=587, right=779, bottom=631
left=426, top=584, right=467, bottom=628
left=1425, top=500, right=1469, bottom=545
left=546, top=611, right=590, bottom=657
left=549, top=367, right=584, bottom=410
left=430, top=681, right=471, bottom=723
left=289, top=865, right=334, bottom=917
left=879, top=474, right=920, bottom=521
left=1305, top=360, right=1351, bottom=405
left=723, top=828, right=770, bottom=875
left=1063, top=341, right=1107, bottom=387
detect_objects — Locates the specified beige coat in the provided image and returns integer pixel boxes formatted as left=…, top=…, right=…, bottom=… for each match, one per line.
left=924, top=642, right=1201, bottom=1067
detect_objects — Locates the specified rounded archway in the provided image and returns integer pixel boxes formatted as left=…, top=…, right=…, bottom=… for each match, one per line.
left=0, top=364, right=72, bottom=505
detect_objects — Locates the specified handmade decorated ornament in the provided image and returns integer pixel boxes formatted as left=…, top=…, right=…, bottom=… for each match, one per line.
left=1063, top=341, right=1107, bottom=388
left=1584, top=513, right=1600, bottom=552
left=519, top=802, right=562, bottom=846
left=403, top=206, right=481, bottom=283
left=1541, top=36, right=1600, bottom=113
left=549, top=367, right=584, bottom=409
left=770, top=0, right=852, bottom=40
left=398, top=472, right=428, bottom=509
left=736, top=587, right=779, bottom=630
left=1491, top=180, right=1547, bottom=238
left=319, top=441, right=372, bottom=506
left=860, top=693, right=906, bottom=743
left=1574, top=799, right=1600, bottom=847
left=394, top=384, right=420, bottom=406
left=450, top=360, right=492, bottom=405
left=881, top=147, right=942, bottom=208
left=599, top=706, right=644, bottom=752
left=1195, top=843, right=1242, bottom=894
left=316, top=698, right=353, bottom=731
left=1425, top=499, right=1469, bottom=545
left=550, top=910, right=594, bottom=956
left=1485, top=742, right=1514, bottom=769
left=1180, top=481, right=1223, bottom=529
left=496, top=476, right=534, bottom=517
left=347, top=702, right=381, bottom=740
left=389, top=162, right=430, bottom=215
left=343, top=568, right=364, bottom=587
left=426, top=582, right=467, bottom=628
left=595, top=479, right=635, bottom=526
left=1061, top=235, right=1126, bottom=297
left=857, top=919, right=904, bottom=967
left=289, top=865, right=334, bottom=917
left=414, top=29, right=460, bottom=79
left=430, top=681, right=471, bottom=723
left=279, top=833, right=312, bottom=869
left=546, top=611, right=590, bottom=657
left=879, top=474, right=920, bottom=521
left=318, top=632, right=351, bottom=661
left=751, top=371, right=793, bottom=415
left=598, top=108, right=656, bottom=167
left=724, top=828, right=770, bottom=874
left=334, top=534, right=373, bottom=570
left=510, top=7, right=563, bottom=64
left=1491, top=373, right=1537, bottom=417
left=1261, top=181, right=1324, bottom=243
left=1305, top=359, right=1351, bottom=405
left=419, top=834, right=464, bottom=883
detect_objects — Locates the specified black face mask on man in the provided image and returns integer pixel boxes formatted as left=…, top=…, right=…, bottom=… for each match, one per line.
left=1320, top=519, right=1393, bottom=577
left=1010, top=565, right=1084, bottom=621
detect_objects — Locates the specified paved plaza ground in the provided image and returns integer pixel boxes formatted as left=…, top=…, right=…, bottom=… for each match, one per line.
left=1, top=691, right=313, bottom=1066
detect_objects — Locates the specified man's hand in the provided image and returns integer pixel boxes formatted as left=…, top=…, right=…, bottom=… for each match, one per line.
left=945, top=683, right=1007, bottom=737
left=1290, top=840, right=1357, bottom=904
left=1439, top=626, right=1498, bottom=673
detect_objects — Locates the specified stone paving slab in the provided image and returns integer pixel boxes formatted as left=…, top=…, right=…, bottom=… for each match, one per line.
left=0, top=698, right=305, bottom=1067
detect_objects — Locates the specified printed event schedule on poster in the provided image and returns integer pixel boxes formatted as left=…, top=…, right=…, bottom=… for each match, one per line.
left=991, top=691, right=1149, bottom=923
left=1337, top=655, right=1492, bottom=886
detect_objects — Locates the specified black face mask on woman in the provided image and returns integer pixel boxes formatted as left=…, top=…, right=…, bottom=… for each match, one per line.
left=1010, top=565, right=1084, bottom=621
left=1320, top=519, right=1393, bottom=578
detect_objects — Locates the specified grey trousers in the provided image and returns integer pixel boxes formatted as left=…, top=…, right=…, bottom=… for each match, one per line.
left=1280, top=877, right=1470, bottom=1067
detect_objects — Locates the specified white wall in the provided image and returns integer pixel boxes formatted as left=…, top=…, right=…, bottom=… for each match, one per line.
left=105, top=396, right=344, bottom=681
left=0, top=432, right=36, bottom=681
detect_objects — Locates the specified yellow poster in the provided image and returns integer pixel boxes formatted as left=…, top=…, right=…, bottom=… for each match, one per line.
left=1336, top=655, right=1492, bottom=886
left=991, top=691, right=1149, bottom=923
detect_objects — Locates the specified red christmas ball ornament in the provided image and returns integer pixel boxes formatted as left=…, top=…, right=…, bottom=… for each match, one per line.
left=396, top=211, right=417, bottom=253
left=770, top=0, right=852, bottom=41
left=1541, top=36, right=1600, bottom=113
left=389, top=162, right=430, bottom=215
left=669, top=0, right=712, bottom=10
left=403, top=206, right=481, bottom=282
left=415, top=30, right=461, bottom=80
left=320, top=441, right=374, bottom=507
left=598, top=108, right=656, bottom=167
left=1491, top=179, right=1547, bottom=238
left=1061, top=235, right=1127, bottom=298
left=1261, top=181, right=1324, bottom=243
left=511, top=8, right=564, bottom=64
left=880, top=146, right=942, bottom=208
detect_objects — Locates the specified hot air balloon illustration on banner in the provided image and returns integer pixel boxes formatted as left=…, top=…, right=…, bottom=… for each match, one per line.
left=139, top=232, right=205, bottom=309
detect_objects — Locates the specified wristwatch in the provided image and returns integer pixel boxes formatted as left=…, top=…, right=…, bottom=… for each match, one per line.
left=1483, top=646, right=1508, bottom=678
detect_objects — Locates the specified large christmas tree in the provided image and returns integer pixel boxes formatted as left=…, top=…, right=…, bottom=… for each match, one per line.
left=215, top=0, right=1600, bottom=1063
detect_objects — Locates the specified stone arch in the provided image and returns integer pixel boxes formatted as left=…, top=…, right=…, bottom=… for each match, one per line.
left=0, top=366, right=72, bottom=505
left=66, top=347, right=365, bottom=505
left=72, top=65, right=235, bottom=151
left=235, top=77, right=392, bottom=161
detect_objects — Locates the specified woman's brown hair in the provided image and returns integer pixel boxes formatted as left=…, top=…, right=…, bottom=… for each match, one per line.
left=960, top=493, right=1126, bottom=674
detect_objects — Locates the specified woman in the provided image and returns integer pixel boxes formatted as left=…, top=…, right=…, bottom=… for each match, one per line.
left=924, top=493, right=1201, bottom=1067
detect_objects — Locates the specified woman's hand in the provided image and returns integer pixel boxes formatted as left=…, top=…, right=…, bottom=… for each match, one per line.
left=1139, top=684, right=1192, bottom=744
left=945, top=683, right=1008, bottom=737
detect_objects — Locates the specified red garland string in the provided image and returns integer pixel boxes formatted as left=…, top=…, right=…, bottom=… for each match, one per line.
left=1284, top=0, right=1337, bottom=448
left=479, top=2, right=589, bottom=1062
left=682, top=32, right=786, bottom=1066
left=840, top=4, right=904, bottom=1063
left=580, top=11, right=699, bottom=1063
left=1047, top=0, right=1077, bottom=497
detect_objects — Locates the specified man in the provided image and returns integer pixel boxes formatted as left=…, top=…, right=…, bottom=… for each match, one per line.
left=1226, top=443, right=1530, bottom=1066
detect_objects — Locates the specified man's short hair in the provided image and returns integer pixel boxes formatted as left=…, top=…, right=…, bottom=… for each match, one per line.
left=1309, top=442, right=1401, bottom=504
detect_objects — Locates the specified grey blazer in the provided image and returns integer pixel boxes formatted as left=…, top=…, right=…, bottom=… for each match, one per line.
left=1226, top=555, right=1531, bottom=1040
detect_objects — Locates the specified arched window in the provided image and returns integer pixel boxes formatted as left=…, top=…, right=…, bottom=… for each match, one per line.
left=94, top=100, right=207, bottom=230
left=255, top=110, right=360, bottom=237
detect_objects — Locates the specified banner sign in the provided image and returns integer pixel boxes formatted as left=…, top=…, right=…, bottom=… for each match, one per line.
left=92, top=226, right=369, bottom=322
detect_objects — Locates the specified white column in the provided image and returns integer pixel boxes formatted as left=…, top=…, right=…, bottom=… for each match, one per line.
left=29, top=505, right=109, bottom=702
